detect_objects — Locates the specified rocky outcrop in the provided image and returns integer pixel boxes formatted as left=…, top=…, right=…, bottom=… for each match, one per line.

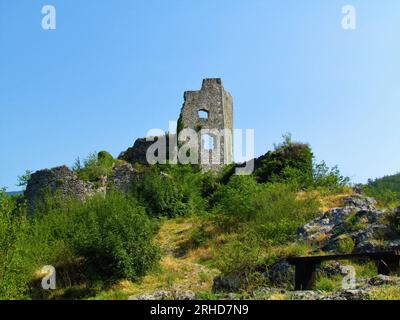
left=25, top=166, right=98, bottom=213
left=25, top=163, right=145, bottom=213
left=118, top=135, right=173, bottom=165
left=265, top=260, right=295, bottom=289
left=134, top=290, right=196, bottom=300
left=297, top=195, right=400, bottom=253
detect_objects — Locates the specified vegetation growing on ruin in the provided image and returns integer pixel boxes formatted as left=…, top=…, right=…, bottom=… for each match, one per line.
left=1, top=135, right=400, bottom=299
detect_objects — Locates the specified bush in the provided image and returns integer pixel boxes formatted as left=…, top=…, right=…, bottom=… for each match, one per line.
left=133, top=165, right=207, bottom=217
left=73, top=151, right=115, bottom=184
left=312, top=161, right=350, bottom=191
left=211, top=180, right=320, bottom=286
left=315, top=275, right=342, bottom=292
left=133, top=171, right=188, bottom=217
left=255, top=134, right=313, bottom=187
left=213, top=177, right=320, bottom=244
left=254, top=134, right=349, bottom=191
left=0, top=190, right=33, bottom=299
left=38, top=192, right=160, bottom=281
left=0, top=190, right=160, bottom=299
left=214, top=238, right=262, bottom=277
left=338, top=236, right=355, bottom=254
left=364, top=173, right=400, bottom=208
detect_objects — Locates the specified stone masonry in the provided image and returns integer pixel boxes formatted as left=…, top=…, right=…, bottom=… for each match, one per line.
left=179, top=78, right=233, bottom=171
left=24, top=166, right=98, bottom=213
left=24, top=78, right=235, bottom=210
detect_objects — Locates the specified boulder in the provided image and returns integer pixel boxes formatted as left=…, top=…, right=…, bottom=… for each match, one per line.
left=369, top=275, right=400, bottom=286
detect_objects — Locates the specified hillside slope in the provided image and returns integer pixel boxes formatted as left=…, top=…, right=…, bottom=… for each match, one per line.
left=364, top=173, right=400, bottom=207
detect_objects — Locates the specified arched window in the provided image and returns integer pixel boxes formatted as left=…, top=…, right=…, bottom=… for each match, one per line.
left=202, top=134, right=215, bottom=150
left=198, top=109, right=209, bottom=119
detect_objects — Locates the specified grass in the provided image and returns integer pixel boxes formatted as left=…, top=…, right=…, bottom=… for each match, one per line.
left=92, top=216, right=220, bottom=299
left=315, top=275, right=342, bottom=292
left=15, top=186, right=392, bottom=300
left=299, top=187, right=353, bottom=212
left=369, top=286, right=400, bottom=300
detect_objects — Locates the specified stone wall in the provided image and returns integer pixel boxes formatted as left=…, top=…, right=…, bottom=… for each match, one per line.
left=24, top=166, right=97, bottom=213
left=111, top=163, right=143, bottom=193
left=25, top=163, right=146, bottom=212
left=179, top=78, right=233, bottom=171
left=118, top=135, right=173, bottom=165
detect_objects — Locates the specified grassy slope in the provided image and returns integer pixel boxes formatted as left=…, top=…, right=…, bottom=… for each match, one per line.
left=45, top=188, right=400, bottom=300
left=364, top=173, right=400, bottom=208
left=92, top=216, right=220, bottom=299
left=92, top=190, right=356, bottom=299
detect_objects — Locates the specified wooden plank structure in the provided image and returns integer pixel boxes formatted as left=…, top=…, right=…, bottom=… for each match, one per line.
left=287, top=251, right=400, bottom=290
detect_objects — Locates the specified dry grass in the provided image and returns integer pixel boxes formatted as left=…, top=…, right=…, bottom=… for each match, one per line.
left=369, top=286, right=400, bottom=300
left=99, top=216, right=220, bottom=299
left=297, top=188, right=353, bottom=212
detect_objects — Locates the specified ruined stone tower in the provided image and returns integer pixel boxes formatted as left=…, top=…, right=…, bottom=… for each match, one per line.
left=179, top=78, right=233, bottom=171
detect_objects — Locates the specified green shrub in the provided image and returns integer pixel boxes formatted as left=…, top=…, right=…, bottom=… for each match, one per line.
left=190, top=225, right=208, bottom=248
left=73, top=151, right=115, bottom=183
left=133, top=171, right=187, bottom=217
left=212, top=175, right=261, bottom=227
left=133, top=165, right=206, bottom=217
left=214, top=178, right=320, bottom=244
left=255, top=134, right=313, bottom=187
left=214, top=238, right=262, bottom=276
left=0, top=190, right=33, bottom=299
left=338, top=236, right=355, bottom=254
left=364, top=174, right=400, bottom=208
left=39, top=192, right=160, bottom=281
left=0, top=190, right=160, bottom=299
left=211, top=181, right=320, bottom=286
left=315, top=275, right=342, bottom=292
left=312, top=161, right=350, bottom=191
left=254, top=135, right=349, bottom=191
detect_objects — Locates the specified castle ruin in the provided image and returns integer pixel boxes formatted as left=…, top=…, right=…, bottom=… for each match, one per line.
left=25, top=78, right=234, bottom=211
left=179, top=78, right=233, bottom=171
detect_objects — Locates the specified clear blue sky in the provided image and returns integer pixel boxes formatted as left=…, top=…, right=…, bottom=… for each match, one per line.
left=1, top=0, right=399, bottom=190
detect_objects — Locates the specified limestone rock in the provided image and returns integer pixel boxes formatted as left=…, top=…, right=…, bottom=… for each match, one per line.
left=369, top=275, right=400, bottom=286
left=24, top=166, right=96, bottom=213
left=297, top=195, right=399, bottom=253
left=111, top=163, right=142, bottom=193
left=265, top=260, right=294, bottom=289
left=135, top=289, right=195, bottom=300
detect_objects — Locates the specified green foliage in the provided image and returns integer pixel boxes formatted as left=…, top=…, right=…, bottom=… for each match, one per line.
left=133, top=170, right=187, bottom=217
left=315, top=275, right=342, bottom=292
left=73, top=151, right=115, bottom=183
left=176, top=113, right=184, bottom=137
left=255, top=134, right=313, bottom=187
left=0, top=190, right=160, bottom=299
left=212, top=175, right=261, bottom=225
left=50, top=192, right=160, bottom=281
left=213, top=177, right=320, bottom=244
left=338, top=235, right=355, bottom=254
left=17, top=170, right=32, bottom=188
left=214, top=237, right=263, bottom=276
left=133, top=165, right=207, bottom=217
left=312, top=161, right=350, bottom=191
left=190, top=225, right=208, bottom=248
left=210, top=178, right=320, bottom=285
left=364, top=173, right=400, bottom=208
left=253, top=135, right=349, bottom=191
